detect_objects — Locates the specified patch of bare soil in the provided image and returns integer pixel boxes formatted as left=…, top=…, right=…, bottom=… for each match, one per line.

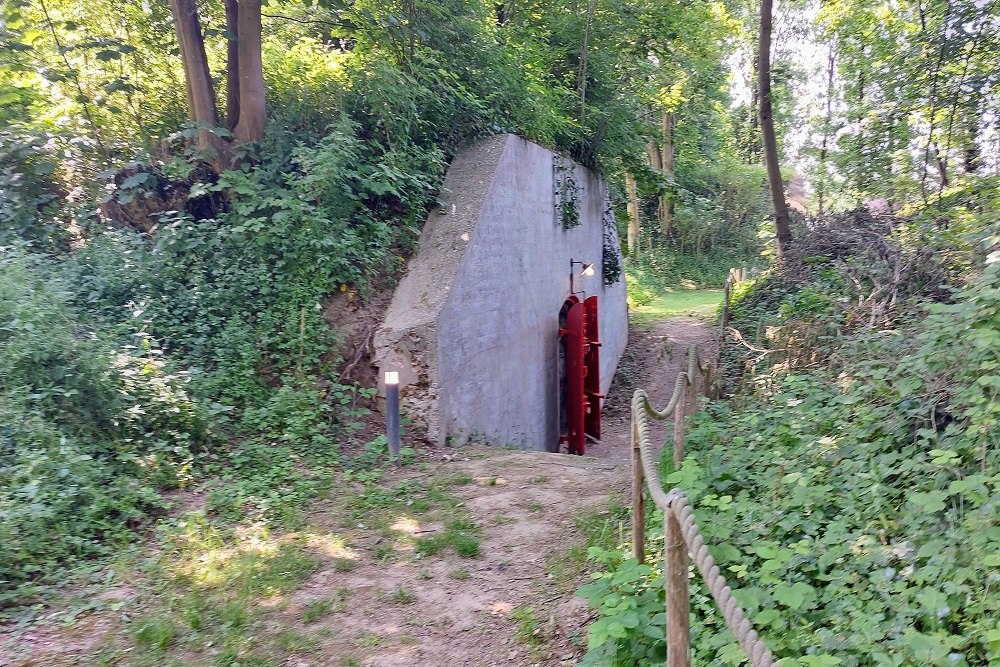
left=274, top=317, right=718, bottom=666
left=290, top=449, right=624, bottom=667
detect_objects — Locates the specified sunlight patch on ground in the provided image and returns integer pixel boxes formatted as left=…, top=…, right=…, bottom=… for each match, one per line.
left=390, top=517, right=422, bottom=535
left=305, top=531, right=359, bottom=559
left=630, top=288, right=723, bottom=324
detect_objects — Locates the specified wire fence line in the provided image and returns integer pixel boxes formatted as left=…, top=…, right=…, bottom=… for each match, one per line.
left=630, top=272, right=776, bottom=667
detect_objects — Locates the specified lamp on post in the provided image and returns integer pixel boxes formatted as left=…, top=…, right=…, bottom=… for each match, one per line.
left=570, top=258, right=595, bottom=296
left=384, top=371, right=401, bottom=464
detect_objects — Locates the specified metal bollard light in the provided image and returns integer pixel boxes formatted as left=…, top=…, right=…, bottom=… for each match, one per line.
left=384, top=371, right=401, bottom=464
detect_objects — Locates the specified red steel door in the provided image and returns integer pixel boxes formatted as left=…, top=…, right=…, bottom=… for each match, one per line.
left=559, top=297, right=602, bottom=455
left=561, top=301, right=587, bottom=455
left=583, top=296, right=602, bottom=440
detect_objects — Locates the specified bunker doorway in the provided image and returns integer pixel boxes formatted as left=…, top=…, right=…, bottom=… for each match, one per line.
left=558, top=296, right=602, bottom=455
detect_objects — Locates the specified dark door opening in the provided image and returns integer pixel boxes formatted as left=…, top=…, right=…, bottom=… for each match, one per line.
left=558, top=296, right=602, bottom=454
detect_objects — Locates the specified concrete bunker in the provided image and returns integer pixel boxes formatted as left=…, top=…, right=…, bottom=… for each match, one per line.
left=373, top=134, right=628, bottom=452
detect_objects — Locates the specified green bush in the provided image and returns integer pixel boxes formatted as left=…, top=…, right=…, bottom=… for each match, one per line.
left=0, top=129, right=68, bottom=251
left=0, top=248, right=208, bottom=601
left=581, top=237, right=1000, bottom=666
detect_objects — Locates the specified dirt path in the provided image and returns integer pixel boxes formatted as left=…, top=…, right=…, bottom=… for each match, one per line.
left=588, top=316, right=717, bottom=460
left=2, top=316, right=717, bottom=667
left=276, top=317, right=718, bottom=667
left=278, top=316, right=717, bottom=667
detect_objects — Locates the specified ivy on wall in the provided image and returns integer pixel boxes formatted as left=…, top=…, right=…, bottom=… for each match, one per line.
left=602, top=199, right=622, bottom=285
left=553, top=155, right=581, bottom=230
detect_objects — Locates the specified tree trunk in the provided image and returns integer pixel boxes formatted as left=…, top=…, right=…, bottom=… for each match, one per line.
left=659, top=111, right=675, bottom=236
left=818, top=42, right=834, bottom=216
left=920, top=0, right=952, bottom=204
left=964, top=110, right=981, bottom=174
left=233, top=0, right=266, bottom=144
left=625, top=172, right=640, bottom=259
left=39, top=0, right=108, bottom=161
left=758, top=0, right=792, bottom=257
left=748, top=55, right=760, bottom=164
left=578, top=0, right=598, bottom=122
left=225, top=0, right=241, bottom=131
left=855, top=69, right=865, bottom=205
left=647, top=141, right=662, bottom=172
left=169, top=0, right=218, bottom=131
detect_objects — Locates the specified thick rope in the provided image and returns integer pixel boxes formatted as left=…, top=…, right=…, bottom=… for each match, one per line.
left=666, top=489, right=775, bottom=667
left=632, top=347, right=775, bottom=667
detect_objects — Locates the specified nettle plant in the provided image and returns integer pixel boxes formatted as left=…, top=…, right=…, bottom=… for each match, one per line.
left=0, top=249, right=209, bottom=599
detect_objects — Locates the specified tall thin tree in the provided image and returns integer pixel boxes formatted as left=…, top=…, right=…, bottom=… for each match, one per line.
left=758, top=0, right=792, bottom=256
left=225, top=0, right=241, bottom=131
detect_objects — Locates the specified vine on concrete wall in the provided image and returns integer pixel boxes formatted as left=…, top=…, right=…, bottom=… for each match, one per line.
left=553, top=155, right=581, bottom=230
left=602, top=199, right=622, bottom=285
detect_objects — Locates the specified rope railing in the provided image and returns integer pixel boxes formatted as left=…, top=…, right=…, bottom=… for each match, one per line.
left=631, top=272, right=775, bottom=667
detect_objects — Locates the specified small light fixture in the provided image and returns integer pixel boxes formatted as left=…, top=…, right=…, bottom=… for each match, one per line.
left=570, top=259, right=595, bottom=295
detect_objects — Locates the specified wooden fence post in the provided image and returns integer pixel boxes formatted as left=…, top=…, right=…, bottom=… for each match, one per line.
left=666, top=508, right=691, bottom=667
left=673, top=377, right=686, bottom=470
left=631, top=419, right=645, bottom=563
left=687, top=358, right=698, bottom=418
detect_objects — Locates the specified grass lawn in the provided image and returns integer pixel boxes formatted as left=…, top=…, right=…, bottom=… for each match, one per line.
left=629, top=288, right=723, bottom=324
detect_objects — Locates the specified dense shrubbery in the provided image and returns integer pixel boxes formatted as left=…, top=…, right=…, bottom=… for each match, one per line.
left=0, top=250, right=208, bottom=601
left=581, top=191, right=1000, bottom=666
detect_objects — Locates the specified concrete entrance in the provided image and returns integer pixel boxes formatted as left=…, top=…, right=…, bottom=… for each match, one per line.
left=373, top=134, right=628, bottom=450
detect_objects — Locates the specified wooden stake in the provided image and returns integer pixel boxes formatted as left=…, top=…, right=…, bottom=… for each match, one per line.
left=673, top=380, right=686, bottom=470
left=631, top=419, right=645, bottom=563
left=666, top=509, right=691, bottom=667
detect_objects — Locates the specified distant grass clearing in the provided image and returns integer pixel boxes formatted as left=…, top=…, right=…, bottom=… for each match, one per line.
left=630, top=288, right=723, bottom=324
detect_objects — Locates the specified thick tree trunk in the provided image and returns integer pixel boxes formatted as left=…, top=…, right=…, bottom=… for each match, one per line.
left=233, top=0, right=266, bottom=144
left=625, top=172, right=640, bottom=258
left=758, top=0, right=792, bottom=257
left=169, top=0, right=226, bottom=168
left=225, top=0, right=241, bottom=131
left=169, top=0, right=219, bottom=155
left=659, top=111, right=675, bottom=236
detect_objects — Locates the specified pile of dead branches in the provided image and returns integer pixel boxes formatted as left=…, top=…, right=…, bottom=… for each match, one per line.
left=785, top=210, right=951, bottom=329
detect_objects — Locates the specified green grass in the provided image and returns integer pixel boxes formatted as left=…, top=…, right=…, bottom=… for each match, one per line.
left=132, top=616, right=177, bottom=654
left=302, top=597, right=342, bottom=623
left=629, top=288, right=722, bottom=324
left=276, top=629, right=321, bottom=653
left=388, top=586, right=416, bottom=605
left=414, top=522, right=481, bottom=558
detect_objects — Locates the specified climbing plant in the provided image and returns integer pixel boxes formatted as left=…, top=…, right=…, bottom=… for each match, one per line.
left=554, top=155, right=582, bottom=230
left=602, top=198, right=623, bottom=285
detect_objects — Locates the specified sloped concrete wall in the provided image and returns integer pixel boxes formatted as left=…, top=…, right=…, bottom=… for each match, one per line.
left=374, top=134, right=627, bottom=451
